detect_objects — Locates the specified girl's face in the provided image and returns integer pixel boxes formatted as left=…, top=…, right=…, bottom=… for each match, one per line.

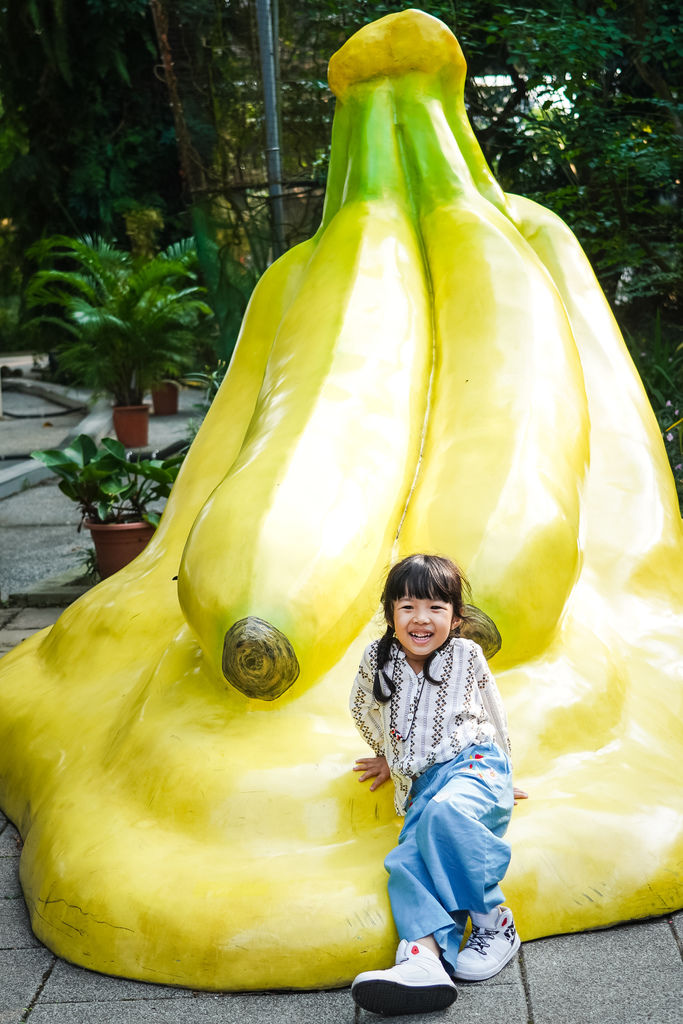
left=392, top=595, right=460, bottom=672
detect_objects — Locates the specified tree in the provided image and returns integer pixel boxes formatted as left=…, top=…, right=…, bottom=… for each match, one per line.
left=1, top=1, right=680, bottom=359
left=0, top=1, right=183, bottom=278
left=145, top=0, right=680, bottom=344
left=452, top=0, right=682, bottom=337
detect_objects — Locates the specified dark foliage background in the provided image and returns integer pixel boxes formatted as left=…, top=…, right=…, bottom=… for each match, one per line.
left=0, top=2, right=680, bottom=491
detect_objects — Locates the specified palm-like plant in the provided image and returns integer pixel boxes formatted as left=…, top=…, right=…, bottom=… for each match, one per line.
left=25, top=235, right=213, bottom=406
left=31, top=434, right=184, bottom=527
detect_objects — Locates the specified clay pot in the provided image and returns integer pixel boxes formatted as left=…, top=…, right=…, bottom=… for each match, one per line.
left=112, top=405, right=150, bottom=447
left=85, top=520, right=155, bottom=578
left=151, top=382, right=180, bottom=416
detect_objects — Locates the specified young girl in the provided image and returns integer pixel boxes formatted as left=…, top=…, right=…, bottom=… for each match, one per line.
left=349, top=553, right=521, bottom=1016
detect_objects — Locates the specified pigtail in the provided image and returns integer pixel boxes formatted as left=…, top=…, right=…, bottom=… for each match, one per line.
left=373, top=625, right=396, bottom=703
left=423, top=649, right=441, bottom=685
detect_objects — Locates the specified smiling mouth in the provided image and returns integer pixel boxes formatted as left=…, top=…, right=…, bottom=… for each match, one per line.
left=410, top=632, right=433, bottom=640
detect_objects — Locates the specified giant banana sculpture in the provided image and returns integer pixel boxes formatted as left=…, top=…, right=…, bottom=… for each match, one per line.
left=0, top=9, right=681, bottom=991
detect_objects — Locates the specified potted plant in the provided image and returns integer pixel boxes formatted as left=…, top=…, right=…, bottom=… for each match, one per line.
left=31, top=434, right=183, bottom=578
left=151, top=378, right=181, bottom=416
left=24, top=235, right=213, bottom=446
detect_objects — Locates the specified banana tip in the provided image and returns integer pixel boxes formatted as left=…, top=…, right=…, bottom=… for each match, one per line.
left=327, top=9, right=466, bottom=100
left=458, top=605, right=502, bottom=660
left=222, top=617, right=300, bottom=701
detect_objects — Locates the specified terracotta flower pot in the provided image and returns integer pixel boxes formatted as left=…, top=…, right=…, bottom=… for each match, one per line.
left=151, top=382, right=180, bottom=416
left=85, top=520, right=155, bottom=578
left=112, top=405, right=150, bottom=447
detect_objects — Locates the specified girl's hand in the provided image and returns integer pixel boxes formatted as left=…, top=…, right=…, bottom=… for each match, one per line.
left=513, top=786, right=529, bottom=805
left=353, top=756, right=390, bottom=791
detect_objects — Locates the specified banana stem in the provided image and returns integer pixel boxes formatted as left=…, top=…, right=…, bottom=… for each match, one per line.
left=222, top=617, right=300, bottom=700
left=393, top=77, right=482, bottom=210
left=320, top=80, right=412, bottom=229
left=458, top=604, right=502, bottom=659
left=443, top=91, right=509, bottom=215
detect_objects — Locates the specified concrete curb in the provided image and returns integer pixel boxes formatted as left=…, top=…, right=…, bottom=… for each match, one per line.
left=0, top=382, right=112, bottom=499
left=1, top=377, right=88, bottom=412
left=6, top=565, right=94, bottom=608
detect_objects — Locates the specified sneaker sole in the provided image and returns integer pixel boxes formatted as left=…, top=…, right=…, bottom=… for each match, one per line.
left=453, top=933, right=521, bottom=982
left=351, top=978, right=457, bottom=1015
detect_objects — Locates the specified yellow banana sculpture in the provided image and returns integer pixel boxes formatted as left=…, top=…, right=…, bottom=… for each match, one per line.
left=391, top=80, right=589, bottom=665
left=0, top=8, right=681, bottom=991
left=178, top=80, right=432, bottom=697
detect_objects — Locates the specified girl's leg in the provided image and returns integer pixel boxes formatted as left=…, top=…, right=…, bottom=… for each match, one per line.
left=385, top=745, right=513, bottom=972
left=385, top=817, right=471, bottom=956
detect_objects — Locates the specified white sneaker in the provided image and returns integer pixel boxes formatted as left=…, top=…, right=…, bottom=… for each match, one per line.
left=454, top=906, right=521, bottom=981
left=351, top=939, right=457, bottom=1015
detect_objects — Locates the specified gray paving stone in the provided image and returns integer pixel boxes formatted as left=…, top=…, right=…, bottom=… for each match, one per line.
left=0, top=947, right=54, bottom=1017
left=0, top=1002, right=26, bottom=1023
left=0, top=386, right=83, bottom=418
left=0, top=516, right=91, bottom=602
left=9, top=569, right=92, bottom=608
left=0, top=412, right=83, bottom=460
left=0, top=895, right=41, bottom=949
left=28, top=988, right=353, bottom=1024
left=0, top=479, right=81, bottom=528
left=0, top=857, right=22, bottom=897
left=443, top=974, right=526, bottom=1023
left=0, top=822, right=21, bottom=857
left=0, top=629, right=41, bottom=645
left=40, top=959, right=195, bottom=1003
left=0, top=643, right=24, bottom=657
left=7, top=607, right=63, bottom=629
left=523, top=920, right=683, bottom=1024
left=34, top=953, right=526, bottom=1022
left=0, top=1010, right=29, bottom=1024
left=24, top=954, right=527, bottom=1024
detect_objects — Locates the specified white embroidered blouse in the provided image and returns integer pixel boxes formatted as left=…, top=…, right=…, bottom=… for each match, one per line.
left=350, top=636, right=511, bottom=814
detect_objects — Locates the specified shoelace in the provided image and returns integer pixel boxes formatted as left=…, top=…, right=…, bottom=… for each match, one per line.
left=467, top=926, right=498, bottom=955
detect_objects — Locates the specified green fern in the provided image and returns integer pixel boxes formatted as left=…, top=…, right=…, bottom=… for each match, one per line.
left=25, top=234, right=212, bottom=405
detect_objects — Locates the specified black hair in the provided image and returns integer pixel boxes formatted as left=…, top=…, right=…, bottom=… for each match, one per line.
left=373, top=554, right=471, bottom=702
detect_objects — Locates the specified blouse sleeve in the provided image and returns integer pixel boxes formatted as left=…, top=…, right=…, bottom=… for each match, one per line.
left=349, top=642, right=385, bottom=757
left=474, top=645, right=512, bottom=758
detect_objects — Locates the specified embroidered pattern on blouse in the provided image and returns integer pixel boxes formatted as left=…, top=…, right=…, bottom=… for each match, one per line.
left=350, top=640, right=385, bottom=756
left=349, top=637, right=511, bottom=814
left=430, top=645, right=451, bottom=748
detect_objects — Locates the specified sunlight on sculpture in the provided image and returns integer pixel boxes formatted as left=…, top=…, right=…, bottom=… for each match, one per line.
left=0, top=9, right=681, bottom=991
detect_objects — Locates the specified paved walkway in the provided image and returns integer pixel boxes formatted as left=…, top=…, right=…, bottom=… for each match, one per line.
left=1, top=369, right=682, bottom=1022
left=0, top=370, right=199, bottom=601
left=0, top=698, right=681, bottom=1024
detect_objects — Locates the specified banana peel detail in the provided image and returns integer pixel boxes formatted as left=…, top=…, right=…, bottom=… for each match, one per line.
left=0, top=9, right=681, bottom=991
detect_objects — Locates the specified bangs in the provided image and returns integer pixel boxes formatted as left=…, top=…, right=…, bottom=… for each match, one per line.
left=385, top=557, right=455, bottom=605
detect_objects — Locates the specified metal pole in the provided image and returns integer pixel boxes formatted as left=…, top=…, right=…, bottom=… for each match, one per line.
left=255, top=0, right=286, bottom=260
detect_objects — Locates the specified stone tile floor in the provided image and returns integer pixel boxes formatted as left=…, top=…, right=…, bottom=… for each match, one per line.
left=1, top=610, right=682, bottom=1023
